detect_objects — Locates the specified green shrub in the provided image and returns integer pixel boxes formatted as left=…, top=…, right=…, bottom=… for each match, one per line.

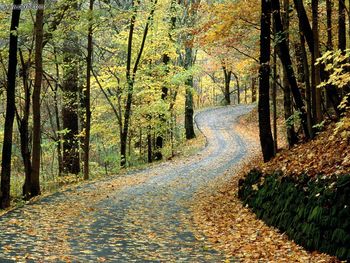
left=238, top=170, right=350, bottom=260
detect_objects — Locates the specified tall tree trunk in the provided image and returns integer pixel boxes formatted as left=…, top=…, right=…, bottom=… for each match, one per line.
left=83, top=0, right=94, bottom=180
left=327, top=0, right=333, bottom=51
left=147, top=133, right=152, bottom=163
left=312, top=0, right=322, bottom=123
left=121, top=0, right=156, bottom=167
left=272, top=0, right=310, bottom=139
left=62, top=46, right=80, bottom=174
left=61, top=1, right=80, bottom=174
left=294, top=0, right=341, bottom=117
left=282, top=0, right=298, bottom=147
left=338, top=0, right=349, bottom=96
left=184, top=47, right=195, bottom=139
left=300, top=36, right=314, bottom=138
left=54, top=50, right=63, bottom=176
left=154, top=54, right=170, bottom=161
left=251, top=77, right=257, bottom=103
left=272, top=32, right=278, bottom=154
left=0, top=0, right=21, bottom=209
left=222, top=66, right=231, bottom=105
left=338, top=0, right=346, bottom=51
left=232, top=72, right=240, bottom=104
left=30, top=0, right=45, bottom=197
left=325, top=0, right=333, bottom=108
left=258, top=0, right=275, bottom=162
left=17, top=51, right=32, bottom=199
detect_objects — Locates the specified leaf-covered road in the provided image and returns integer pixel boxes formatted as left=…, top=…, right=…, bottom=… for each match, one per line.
left=0, top=105, right=255, bottom=262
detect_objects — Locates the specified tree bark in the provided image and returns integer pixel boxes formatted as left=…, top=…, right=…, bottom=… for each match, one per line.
left=30, top=0, right=45, bottom=197
left=251, top=77, right=257, bottom=103
left=121, top=0, right=157, bottom=167
left=258, top=0, right=275, bottom=162
left=154, top=54, right=170, bottom=161
left=0, top=0, right=21, bottom=209
left=232, top=72, right=240, bottom=104
left=184, top=47, right=196, bottom=139
left=17, top=51, right=32, bottom=199
left=272, top=0, right=310, bottom=139
left=61, top=1, right=80, bottom=175
left=83, top=0, right=94, bottom=180
left=222, top=65, right=231, bottom=105
left=338, top=0, right=346, bottom=51
left=294, top=0, right=341, bottom=117
left=312, top=0, right=322, bottom=123
left=281, top=0, right=298, bottom=147
left=326, top=0, right=333, bottom=51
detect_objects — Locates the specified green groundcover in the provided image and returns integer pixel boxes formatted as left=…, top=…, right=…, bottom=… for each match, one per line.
left=238, top=169, right=350, bottom=260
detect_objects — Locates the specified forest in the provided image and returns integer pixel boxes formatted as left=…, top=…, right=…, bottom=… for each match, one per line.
left=0, top=0, right=350, bottom=261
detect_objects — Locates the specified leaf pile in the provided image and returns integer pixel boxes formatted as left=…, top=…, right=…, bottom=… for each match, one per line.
left=191, top=117, right=339, bottom=262
left=261, top=123, right=350, bottom=177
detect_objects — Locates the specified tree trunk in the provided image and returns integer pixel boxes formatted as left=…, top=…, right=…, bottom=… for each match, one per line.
left=30, top=0, right=44, bottom=197
left=338, top=0, right=346, bottom=51
left=294, top=0, right=341, bottom=117
left=17, top=51, right=32, bottom=199
left=83, top=0, right=94, bottom=180
left=0, top=0, right=21, bottom=209
left=61, top=1, right=80, bottom=174
left=232, top=72, right=240, bottom=104
left=251, top=77, right=257, bottom=103
left=326, top=0, right=333, bottom=51
left=62, top=45, right=80, bottom=174
left=312, top=0, right=323, bottom=123
left=184, top=47, right=195, bottom=140
left=258, top=0, right=275, bottom=162
left=281, top=0, right=298, bottom=147
left=154, top=54, right=170, bottom=160
left=272, top=0, right=310, bottom=139
left=147, top=133, right=152, bottom=163
left=222, top=66, right=231, bottom=105
left=300, top=36, right=314, bottom=138
left=272, top=34, right=278, bottom=154
left=121, top=0, right=156, bottom=167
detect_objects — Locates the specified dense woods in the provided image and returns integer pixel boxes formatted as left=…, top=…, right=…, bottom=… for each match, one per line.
left=0, top=0, right=259, bottom=209
left=1, top=0, right=350, bottom=260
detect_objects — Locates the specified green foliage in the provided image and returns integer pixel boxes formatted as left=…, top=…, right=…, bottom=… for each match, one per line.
left=285, top=111, right=301, bottom=128
left=239, top=170, right=350, bottom=260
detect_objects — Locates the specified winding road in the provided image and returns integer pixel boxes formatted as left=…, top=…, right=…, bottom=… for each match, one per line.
left=0, top=105, right=255, bottom=262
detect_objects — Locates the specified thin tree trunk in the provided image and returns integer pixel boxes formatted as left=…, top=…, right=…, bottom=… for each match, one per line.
left=327, top=0, right=333, bottom=51
left=272, top=0, right=310, bottom=139
left=251, top=77, right=257, bottom=103
left=325, top=0, right=333, bottom=108
left=258, top=0, right=275, bottom=162
left=62, top=2, right=80, bottom=174
left=17, top=51, right=32, bottom=199
left=294, top=0, right=341, bottom=117
left=184, top=47, right=196, bottom=139
left=121, top=0, right=157, bottom=167
left=83, top=0, right=94, bottom=180
left=281, top=0, right=298, bottom=147
left=154, top=54, right=170, bottom=160
left=147, top=133, right=152, bottom=163
left=300, top=35, right=314, bottom=138
left=312, top=0, right=322, bottom=123
left=31, top=0, right=45, bottom=198
left=0, top=0, right=21, bottom=209
left=222, top=66, right=231, bottom=105
left=272, top=33, right=278, bottom=154
left=338, top=0, right=346, bottom=51
left=232, top=72, right=240, bottom=104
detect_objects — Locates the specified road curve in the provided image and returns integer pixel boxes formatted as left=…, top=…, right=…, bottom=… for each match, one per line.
left=0, top=105, right=255, bottom=262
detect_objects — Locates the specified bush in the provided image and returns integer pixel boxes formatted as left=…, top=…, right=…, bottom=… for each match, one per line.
left=238, top=170, right=350, bottom=260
